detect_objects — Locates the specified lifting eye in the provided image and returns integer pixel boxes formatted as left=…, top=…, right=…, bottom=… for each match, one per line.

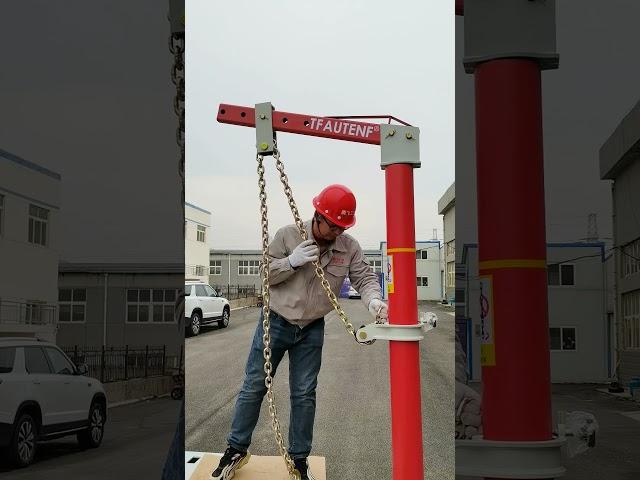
left=240, top=111, right=246, bottom=118
left=220, top=109, right=226, bottom=115
left=304, top=120, right=310, bottom=127
left=282, top=118, right=288, bottom=124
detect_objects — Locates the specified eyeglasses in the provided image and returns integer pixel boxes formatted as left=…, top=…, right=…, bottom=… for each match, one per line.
left=320, top=215, right=345, bottom=233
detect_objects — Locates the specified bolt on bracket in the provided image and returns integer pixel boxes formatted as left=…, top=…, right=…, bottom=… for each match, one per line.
left=255, top=102, right=276, bottom=155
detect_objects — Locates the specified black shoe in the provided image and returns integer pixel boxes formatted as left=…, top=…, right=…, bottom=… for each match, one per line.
left=293, top=458, right=317, bottom=480
left=211, top=446, right=250, bottom=480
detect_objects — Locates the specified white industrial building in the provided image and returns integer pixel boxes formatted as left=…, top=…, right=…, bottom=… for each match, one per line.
left=56, top=263, right=184, bottom=359
left=462, top=243, right=611, bottom=383
left=381, top=240, right=443, bottom=301
left=0, top=149, right=61, bottom=342
left=600, top=99, right=640, bottom=386
left=209, top=241, right=440, bottom=302
left=185, top=202, right=211, bottom=282
left=438, top=183, right=456, bottom=304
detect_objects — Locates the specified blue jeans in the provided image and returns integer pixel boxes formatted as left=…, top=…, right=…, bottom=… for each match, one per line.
left=227, top=310, right=325, bottom=459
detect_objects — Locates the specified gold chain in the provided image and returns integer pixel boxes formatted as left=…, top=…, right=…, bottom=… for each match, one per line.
left=272, top=143, right=356, bottom=337
left=257, top=141, right=359, bottom=479
left=257, top=153, right=300, bottom=480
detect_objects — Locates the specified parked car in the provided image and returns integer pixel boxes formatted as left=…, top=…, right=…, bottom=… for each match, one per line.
left=184, top=281, right=231, bottom=336
left=0, top=337, right=107, bottom=468
left=348, top=286, right=361, bottom=299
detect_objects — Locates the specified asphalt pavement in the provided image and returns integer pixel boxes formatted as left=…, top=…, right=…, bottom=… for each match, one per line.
left=0, top=397, right=181, bottom=480
left=186, top=300, right=455, bottom=480
left=457, top=381, right=640, bottom=479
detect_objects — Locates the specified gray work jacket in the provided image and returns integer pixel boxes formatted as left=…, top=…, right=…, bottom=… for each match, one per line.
left=267, top=220, right=382, bottom=328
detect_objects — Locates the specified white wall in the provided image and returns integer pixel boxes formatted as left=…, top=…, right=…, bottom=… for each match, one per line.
left=0, top=155, right=60, bottom=342
left=184, top=203, right=211, bottom=283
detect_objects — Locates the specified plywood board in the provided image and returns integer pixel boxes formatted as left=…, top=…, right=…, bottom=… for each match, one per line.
left=186, top=452, right=326, bottom=480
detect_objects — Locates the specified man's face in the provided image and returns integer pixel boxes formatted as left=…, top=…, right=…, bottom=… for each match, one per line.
left=316, top=214, right=345, bottom=242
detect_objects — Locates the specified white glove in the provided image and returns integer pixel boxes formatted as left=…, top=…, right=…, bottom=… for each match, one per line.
left=368, top=299, right=388, bottom=321
left=288, top=239, right=319, bottom=268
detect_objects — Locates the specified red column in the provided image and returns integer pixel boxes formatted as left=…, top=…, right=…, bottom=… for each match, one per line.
left=385, top=163, right=424, bottom=480
left=474, top=58, right=553, bottom=472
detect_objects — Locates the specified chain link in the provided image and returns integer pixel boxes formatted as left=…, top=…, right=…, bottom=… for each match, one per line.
left=272, top=143, right=356, bottom=338
left=257, top=154, right=300, bottom=480
left=169, top=32, right=185, bottom=231
left=258, top=141, right=365, bottom=479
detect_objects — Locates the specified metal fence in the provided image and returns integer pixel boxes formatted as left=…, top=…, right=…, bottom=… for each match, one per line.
left=0, top=300, right=56, bottom=326
left=212, top=285, right=259, bottom=300
left=62, top=344, right=184, bottom=383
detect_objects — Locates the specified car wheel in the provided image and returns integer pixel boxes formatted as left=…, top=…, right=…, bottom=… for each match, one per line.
left=171, top=387, right=184, bottom=400
left=189, top=312, right=201, bottom=336
left=218, top=308, right=230, bottom=328
left=10, top=413, right=37, bottom=467
left=78, top=402, right=105, bottom=449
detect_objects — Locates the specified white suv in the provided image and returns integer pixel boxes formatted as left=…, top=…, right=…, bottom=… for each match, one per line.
left=184, top=281, right=231, bottom=337
left=0, top=338, right=107, bottom=467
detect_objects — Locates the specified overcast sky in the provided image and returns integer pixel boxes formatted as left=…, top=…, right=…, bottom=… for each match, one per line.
left=186, top=0, right=454, bottom=250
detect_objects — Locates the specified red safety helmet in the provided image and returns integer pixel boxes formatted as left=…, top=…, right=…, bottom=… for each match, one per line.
left=312, top=184, right=356, bottom=229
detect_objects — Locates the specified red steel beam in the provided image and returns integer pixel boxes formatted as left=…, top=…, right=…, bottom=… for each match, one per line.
left=217, top=104, right=382, bottom=145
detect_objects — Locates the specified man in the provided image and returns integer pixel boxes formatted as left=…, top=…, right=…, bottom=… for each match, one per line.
left=212, top=184, right=387, bottom=480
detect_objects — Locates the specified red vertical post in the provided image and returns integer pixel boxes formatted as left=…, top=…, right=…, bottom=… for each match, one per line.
left=385, top=163, right=424, bottom=480
left=474, top=58, right=553, bottom=474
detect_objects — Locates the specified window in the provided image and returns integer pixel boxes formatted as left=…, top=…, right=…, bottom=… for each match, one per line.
left=446, top=241, right=455, bottom=257
left=416, top=276, right=429, bottom=287
left=369, top=259, right=382, bottom=274
left=446, top=262, right=455, bottom=288
left=238, top=260, right=260, bottom=275
left=0, top=194, right=4, bottom=235
left=622, top=290, right=640, bottom=350
left=210, top=260, right=222, bottom=275
left=548, top=264, right=575, bottom=286
left=195, top=265, right=206, bottom=276
left=25, top=302, right=45, bottom=325
left=24, top=347, right=51, bottom=374
left=45, top=347, right=75, bottom=375
left=416, top=249, right=428, bottom=260
left=28, top=204, right=49, bottom=246
left=58, top=288, right=86, bottom=322
left=622, top=238, right=640, bottom=278
left=0, top=347, right=16, bottom=373
left=127, top=288, right=177, bottom=323
left=550, top=327, right=577, bottom=351
left=197, top=225, right=206, bottom=242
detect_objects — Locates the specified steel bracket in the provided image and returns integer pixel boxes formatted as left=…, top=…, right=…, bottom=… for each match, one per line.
left=455, top=436, right=566, bottom=479
left=355, top=314, right=435, bottom=344
left=380, top=124, right=420, bottom=169
left=255, top=102, right=276, bottom=155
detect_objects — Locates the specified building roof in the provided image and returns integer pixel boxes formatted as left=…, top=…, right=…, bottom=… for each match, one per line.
left=185, top=202, right=211, bottom=215
left=461, top=242, right=606, bottom=264
left=211, top=250, right=262, bottom=256
left=59, top=262, right=184, bottom=274
left=0, top=148, right=62, bottom=180
left=600, top=99, right=640, bottom=180
left=438, top=182, right=455, bottom=215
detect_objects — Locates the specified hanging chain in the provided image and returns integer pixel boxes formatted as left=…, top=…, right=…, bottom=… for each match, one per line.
left=272, top=142, right=356, bottom=338
left=257, top=154, right=300, bottom=480
left=169, top=32, right=185, bottom=234
left=258, top=140, right=370, bottom=479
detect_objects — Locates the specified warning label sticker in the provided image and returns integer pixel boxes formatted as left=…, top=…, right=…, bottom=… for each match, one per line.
left=386, top=255, right=394, bottom=294
left=479, top=275, right=496, bottom=366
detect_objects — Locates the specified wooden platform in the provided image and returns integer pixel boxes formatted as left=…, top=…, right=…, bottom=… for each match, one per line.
left=186, top=451, right=326, bottom=480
